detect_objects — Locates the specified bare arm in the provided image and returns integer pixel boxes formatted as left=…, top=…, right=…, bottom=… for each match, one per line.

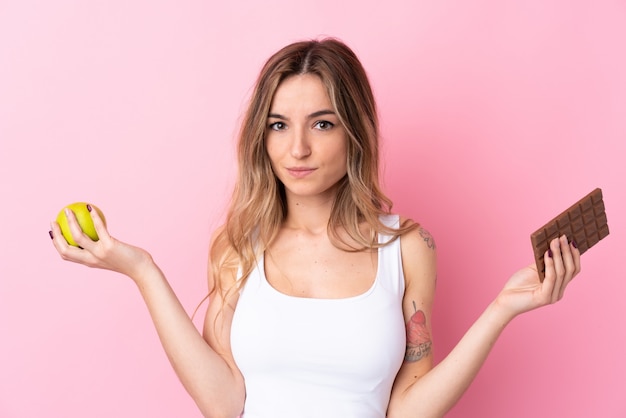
left=388, top=229, right=580, bottom=418
left=50, top=206, right=244, bottom=418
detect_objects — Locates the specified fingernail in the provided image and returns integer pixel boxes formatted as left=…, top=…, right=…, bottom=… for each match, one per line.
left=48, top=230, right=54, bottom=239
left=572, top=240, right=578, bottom=249
left=548, top=248, right=553, bottom=258
left=87, top=204, right=92, bottom=212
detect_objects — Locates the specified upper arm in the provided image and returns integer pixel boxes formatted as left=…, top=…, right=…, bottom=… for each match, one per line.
left=202, top=225, right=238, bottom=353
left=201, top=228, right=246, bottom=408
left=391, top=219, right=438, bottom=398
left=202, top=276, right=240, bottom=370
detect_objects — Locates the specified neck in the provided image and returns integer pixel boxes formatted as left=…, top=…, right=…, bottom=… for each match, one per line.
left=283, top=192, right=336, bottom=234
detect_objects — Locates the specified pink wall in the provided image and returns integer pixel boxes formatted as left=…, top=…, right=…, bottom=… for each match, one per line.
left=1, top=1, right=624, bottom=417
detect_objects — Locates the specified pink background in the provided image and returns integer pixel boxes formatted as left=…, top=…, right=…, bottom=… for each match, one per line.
left=1, top=0, right=624, bottom=417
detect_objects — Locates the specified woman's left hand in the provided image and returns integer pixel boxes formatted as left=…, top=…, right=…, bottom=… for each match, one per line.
left=495, top=235, right=581, bottom=320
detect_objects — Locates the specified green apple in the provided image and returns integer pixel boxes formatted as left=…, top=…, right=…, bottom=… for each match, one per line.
left=56, top=202, right=107, bottom=247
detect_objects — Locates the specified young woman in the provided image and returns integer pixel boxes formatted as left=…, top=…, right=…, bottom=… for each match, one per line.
left=50, top=38, right=581, bottom=418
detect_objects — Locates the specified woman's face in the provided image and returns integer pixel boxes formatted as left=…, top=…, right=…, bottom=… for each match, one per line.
left=265, top=74, right=348, bottom=203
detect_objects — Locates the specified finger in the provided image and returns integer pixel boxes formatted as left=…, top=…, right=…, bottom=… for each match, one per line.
left=541, top=246, right=557, bottom=302
left=560, top=235, right=576, bottom=277
left=571, top=240, right=582, bottom=276
left=63, top=207, right=93, bottom=250
left=88, top=204, right=111, bottom=241
left=49, top=220, right=85, bottom=261
left=49, top=220, right=67, bottom=251
left=557, top=235, right=575, bottom=300
left=549, top=236, right=565, bottom=303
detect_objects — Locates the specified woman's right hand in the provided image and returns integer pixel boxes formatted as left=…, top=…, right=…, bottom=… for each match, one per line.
left=50, top=205, right=153, bottom=281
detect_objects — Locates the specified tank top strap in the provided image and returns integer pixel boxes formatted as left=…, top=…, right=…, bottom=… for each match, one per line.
left=377, top=214, right=405, bottom=298
left=236, top=253, right=264, bottom=295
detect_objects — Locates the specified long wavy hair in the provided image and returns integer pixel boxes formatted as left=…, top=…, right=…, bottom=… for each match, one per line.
left=208, top=38, right=415, bottom=303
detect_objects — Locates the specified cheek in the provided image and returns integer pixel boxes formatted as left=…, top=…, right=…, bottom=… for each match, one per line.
left=334, top=141, right=348, bottom=168
left=264, top=142, right=284, bottom=176
left=264, top=140, right=280, bottom=163
left=329, top=149, right=348, bottom=178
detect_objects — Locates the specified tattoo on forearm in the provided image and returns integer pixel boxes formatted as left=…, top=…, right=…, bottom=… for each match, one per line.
left=405, top=301, right=432, bottom=362
left=418, top=227, right=436, bottom=250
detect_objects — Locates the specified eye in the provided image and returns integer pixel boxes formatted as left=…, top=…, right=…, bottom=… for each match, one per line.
left=314, top=120, right=334, bottom=131
left=268, top=121, right=287, bottom=131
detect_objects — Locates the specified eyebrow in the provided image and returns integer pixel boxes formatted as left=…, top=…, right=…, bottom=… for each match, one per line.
left=267, top=109, right=336, bottom=120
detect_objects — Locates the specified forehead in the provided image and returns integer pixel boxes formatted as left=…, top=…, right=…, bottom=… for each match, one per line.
left=270, top=74, right=333, bottom=112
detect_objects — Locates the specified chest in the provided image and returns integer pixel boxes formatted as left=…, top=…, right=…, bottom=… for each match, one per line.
left=230, top=261, right=407, bottom=416
left=232, top=289, right=406, bottom=379
left=264, top=237, right=378, bottom=299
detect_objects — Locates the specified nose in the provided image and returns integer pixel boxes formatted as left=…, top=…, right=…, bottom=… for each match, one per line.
left=290, top=126, right=311, bottom=159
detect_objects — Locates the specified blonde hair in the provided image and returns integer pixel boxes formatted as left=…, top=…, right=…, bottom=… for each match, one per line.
left=209, top=38, right=415, bottom=304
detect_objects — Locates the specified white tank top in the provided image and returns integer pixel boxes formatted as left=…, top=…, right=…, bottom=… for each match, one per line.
left=230, top=215, right=406, bottom=418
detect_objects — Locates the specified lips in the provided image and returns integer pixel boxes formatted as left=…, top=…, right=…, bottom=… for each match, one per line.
left=286, top=167, right=316, bottom=178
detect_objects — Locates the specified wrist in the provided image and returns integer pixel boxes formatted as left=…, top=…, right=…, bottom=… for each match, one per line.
left=126, top=249, right=158, bottom=285
left=486, top=298, right=517, bottom=329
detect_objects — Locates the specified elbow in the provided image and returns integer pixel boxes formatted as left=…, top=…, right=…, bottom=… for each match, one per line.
left=195, top=392, right=244, bottom=418
left=387, top=399, right=445, bottom=418
left=198, top=404, right=242, bottom=418
left=388, top=409, right=444, bottom=418
left=186, top=376, right=245, bottom=418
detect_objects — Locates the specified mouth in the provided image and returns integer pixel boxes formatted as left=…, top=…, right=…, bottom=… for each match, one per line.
left=286, top=167, right=316, bottom=178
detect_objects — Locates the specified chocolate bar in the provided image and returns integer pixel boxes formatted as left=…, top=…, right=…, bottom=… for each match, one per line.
left=530, top=188, right=609, bottom=281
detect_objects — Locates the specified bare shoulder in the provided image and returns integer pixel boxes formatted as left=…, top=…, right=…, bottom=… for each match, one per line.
left=398, top=216, right=437, bottom=291
left=399, top=217, right=437, bottom=261
left=399, top=216, right=436, bottom=251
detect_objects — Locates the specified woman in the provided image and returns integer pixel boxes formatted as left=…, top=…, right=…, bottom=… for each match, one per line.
left=50, top=38, right=581, bottom=418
